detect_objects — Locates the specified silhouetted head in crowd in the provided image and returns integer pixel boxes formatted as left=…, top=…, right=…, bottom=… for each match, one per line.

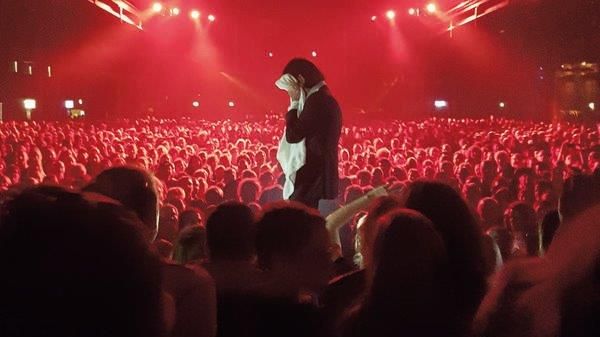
left=504, top=201, right=538, bottom=257
left=478, top=197, right=503, bottom=230
left=158, top=204, right=179, bottom=244
left=167, top=187, right=186, bottom=201
left=179, top=208, right=203, bottom=230
left=559, top=173, right=600, bottom=224
left=259, top=185, right=284, bottom=205
left=166, top=196, right=186, bottom=215
left=83, top=166, right=160, bottom=241
left=282, top=58, right=325, bottom=89
left=173, top=225, right=208, bottom=265
left=206, top=202, right=256, bottom=262
left=256, top=201, right=330, bottom=293
left=355, top=196, right=403, bottom=269
left=238, top=178, right=261, bottom=203
left=481, top=159, right=498, bottom=183
left=205, top=186, right=224, bottom=206
left=344, top=185, right=364, bottom=203
left=156, top=160, right=175, bottom=182
left=176, top=176, right=195, bottom=201
left=349, top=209, right=452, bottom=337
left=402, top=180, right=487, bottom=328
left=0, top=186, right=163, bottom=337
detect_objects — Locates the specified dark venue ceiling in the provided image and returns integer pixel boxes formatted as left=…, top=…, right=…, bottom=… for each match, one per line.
left=0, top=0, right=598, bottom=120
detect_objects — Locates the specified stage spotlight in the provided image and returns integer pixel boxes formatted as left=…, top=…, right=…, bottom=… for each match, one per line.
left=228, top=101, right=235, bottom=108
left=192, top=101, right=200, bottom=108
left=426, top=3, right=437, bottom=14
left=152, top=2, right=163, bottom=13
left=499, top=102, right=506, bottom=109
left=171, top=7, right=180, bottom=16
left=267, top=51, right=274, bottom=58
left=65, top=100, right=74, bottom=109
left=23, top=99, right=36, bottom=110
left=434, top=100, right=448, bottom=109
left=386, top=10, right=396, bottom=20
left=311, top=50, right=318, bottom=58
left=190, top=10, right=201, bottom=20
left=590, top=102, right=596, bottom=111
left=207, top=14, right=216, bottom=22
left=78, top=99, right=84, bottom=105
left=370, top=15, right=377, bottom=22
left=408, top=8, right=417, bottom=16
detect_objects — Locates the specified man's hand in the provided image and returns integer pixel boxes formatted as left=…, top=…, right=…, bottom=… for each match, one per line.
left=288, top=87, right=301, bottom=102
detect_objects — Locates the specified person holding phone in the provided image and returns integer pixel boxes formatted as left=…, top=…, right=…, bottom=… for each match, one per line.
left=275, top=58, right=342, bottom=210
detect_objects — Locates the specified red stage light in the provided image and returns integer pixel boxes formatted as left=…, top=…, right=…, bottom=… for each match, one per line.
left=207, top=14, right=216, bottom=22
left=192, top=101, right=200, bottom=108
left=267, top=51, right=274, bottom=58
left=386, top=10, right=396, bottom=20
left=190, top=10, right=201, bottom=20
left=228, top=101, right=235, bottom=108
left=426, top=3, right=438, bottom=14
left=171, top=7, right=180, bottom=16
left=370, top=15, right=377, bottom=22
left=152, top=2, right=163, bottom=13
left=408, top=8, right=417, bottom=16
left=311, top=51, right=318, bottom=58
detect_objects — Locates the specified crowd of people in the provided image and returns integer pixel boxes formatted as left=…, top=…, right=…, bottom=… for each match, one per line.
left=0, top=116, right=599, bottom=337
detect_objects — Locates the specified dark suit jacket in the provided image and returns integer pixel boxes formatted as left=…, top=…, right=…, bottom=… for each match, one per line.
left=285, top=86, right=342, bottom=204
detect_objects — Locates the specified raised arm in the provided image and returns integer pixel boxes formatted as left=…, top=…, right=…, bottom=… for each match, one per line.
left=325, top=185, right=389, bottom=248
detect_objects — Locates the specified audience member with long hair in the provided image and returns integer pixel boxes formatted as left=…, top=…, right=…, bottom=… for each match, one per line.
left=402, top=180, right=488, bottom=335
left=343, top=209, right=453, bottom=337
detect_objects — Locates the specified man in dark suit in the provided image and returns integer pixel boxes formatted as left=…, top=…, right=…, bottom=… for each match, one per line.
left=279, top=58, right=342, bottom=209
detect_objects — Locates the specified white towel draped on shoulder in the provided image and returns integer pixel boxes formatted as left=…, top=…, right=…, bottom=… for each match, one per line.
left=275, top=74, right=325, bottom=199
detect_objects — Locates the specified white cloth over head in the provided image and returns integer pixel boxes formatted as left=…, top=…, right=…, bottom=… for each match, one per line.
left=275, top=74, right=325, bottom=199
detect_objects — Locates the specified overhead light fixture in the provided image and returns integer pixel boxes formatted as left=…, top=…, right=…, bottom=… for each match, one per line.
left=152, top=2, right=163, bottom=13
left=434, top=100, right=448, bottom=109
left=23, top=99, right=37, bottom=110
left=386, top=10, right=396, bottom=20
left=190, top=10, right=201, bottom=20
left=426, top=3, right=438, bottom=14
